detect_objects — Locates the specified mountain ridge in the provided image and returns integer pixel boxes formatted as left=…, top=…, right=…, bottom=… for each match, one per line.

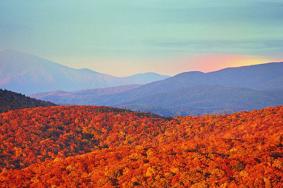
left=33, top=62, right=283, bottom=116
left=0, top=50, right=169, bottom=94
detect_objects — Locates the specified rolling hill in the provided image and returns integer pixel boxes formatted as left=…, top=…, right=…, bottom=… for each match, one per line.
left=34, top=62, right=283, bottom=116
left=104, top=86, right=283, bottom=116
left=0, top=106, right=282, bottom=187
left=32, top=84, right=141, bottom=105
left=0, top=50, right=168, bottom=94
left=0, top=89, right=55, bottom=113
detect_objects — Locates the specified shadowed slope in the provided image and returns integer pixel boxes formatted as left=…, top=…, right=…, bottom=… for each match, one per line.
left=0, top=89, right=54, bottom=113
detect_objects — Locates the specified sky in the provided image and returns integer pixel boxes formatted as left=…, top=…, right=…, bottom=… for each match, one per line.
left=0, top=0, right=283, bottom=76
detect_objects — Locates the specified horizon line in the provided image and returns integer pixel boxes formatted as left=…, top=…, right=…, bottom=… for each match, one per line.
left=0, top=49, right=282, bottom=77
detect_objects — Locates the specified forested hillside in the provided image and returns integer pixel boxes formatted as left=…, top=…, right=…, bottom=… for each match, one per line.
left=0, top=106, right=282, bottom=187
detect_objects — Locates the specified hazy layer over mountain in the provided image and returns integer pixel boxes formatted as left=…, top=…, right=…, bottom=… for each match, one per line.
left=107, top=86, right=283, bottom=116
left=0, top=50, right=168, bottom=94
left=34, top=62, right=283, bottom=116
left=32, top=85, right=141, bottom=105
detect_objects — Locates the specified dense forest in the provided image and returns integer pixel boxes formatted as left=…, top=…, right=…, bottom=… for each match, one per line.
left=0, top=106, right=282, bottom=187
left=0, top=89, right=55, bottom=113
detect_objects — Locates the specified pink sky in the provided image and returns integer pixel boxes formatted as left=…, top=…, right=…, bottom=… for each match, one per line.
left=63, top=54, right=279, bottom=76
left=176, top=54, right=275, bottom=73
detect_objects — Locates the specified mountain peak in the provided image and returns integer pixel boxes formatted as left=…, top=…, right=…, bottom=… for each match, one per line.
left=174, top=71, right=205, bottom=78
left=0, top=51, right=170, bottom=94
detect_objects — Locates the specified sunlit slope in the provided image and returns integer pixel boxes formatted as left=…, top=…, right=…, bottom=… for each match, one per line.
left=0, top=106, right=282, bottom=187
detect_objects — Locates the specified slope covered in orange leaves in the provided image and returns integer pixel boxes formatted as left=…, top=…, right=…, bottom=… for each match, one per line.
left=0, top=106, right=168, bottom=170
left=0, top=106, right=282, bottom=187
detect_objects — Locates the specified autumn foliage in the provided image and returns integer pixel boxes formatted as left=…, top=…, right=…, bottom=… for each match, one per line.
left=0, top=106, right=282, bottom=187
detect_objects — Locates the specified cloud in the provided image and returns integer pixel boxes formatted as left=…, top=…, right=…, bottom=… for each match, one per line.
left=0, top=0, right=282, bottom=74
left=146, top=39, right=283, bottom=57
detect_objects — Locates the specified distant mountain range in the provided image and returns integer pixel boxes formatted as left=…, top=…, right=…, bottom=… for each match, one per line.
left=0, top=89, right=54, bottom=113
left=33, top=62, right=283, bottom=116
left=0, top=50, right=169, bottom=94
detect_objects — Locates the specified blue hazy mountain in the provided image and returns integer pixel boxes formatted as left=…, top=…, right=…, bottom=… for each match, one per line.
left=0, top=50, right=169, bottom=94
left=34, top=62, right=283, bottom=116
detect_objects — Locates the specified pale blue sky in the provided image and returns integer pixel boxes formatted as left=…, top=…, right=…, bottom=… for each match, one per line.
left=0, top=0, right=282, bottom=75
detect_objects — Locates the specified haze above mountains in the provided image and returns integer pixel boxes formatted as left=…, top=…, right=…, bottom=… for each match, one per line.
left=1, top=50, right=283, bottom=116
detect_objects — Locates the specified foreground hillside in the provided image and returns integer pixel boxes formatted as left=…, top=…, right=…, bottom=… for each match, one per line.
left=0, top=106, right=282, bottom=187
left=0, top=106, right=167, bottom=170
left=0, top=89, right=55, bottom=113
